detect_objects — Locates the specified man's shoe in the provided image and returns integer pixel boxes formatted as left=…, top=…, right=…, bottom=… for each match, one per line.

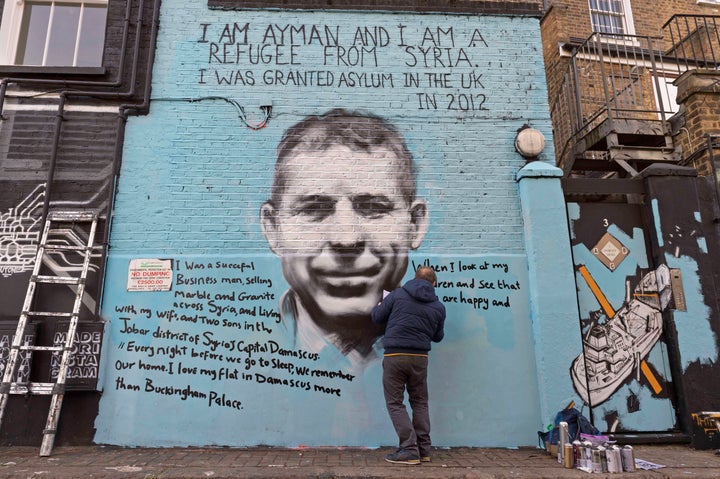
left=420, top=456, right=431, bottom=462
left=385, top=450, right=420, bottom=465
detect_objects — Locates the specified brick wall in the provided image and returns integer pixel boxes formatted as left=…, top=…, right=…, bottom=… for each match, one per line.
left=110, top=9, right=552, bottom=255
left=544, top=0, right=720, bottom=41
left=95, top=1, right=555, bottom=448
left=542, top=0, right=720, bottom=103
left=0, top=0, right=159, bottom=447
left=674, top=70, right=720, bottom=176
left=541, top=0, right=720, bottom=169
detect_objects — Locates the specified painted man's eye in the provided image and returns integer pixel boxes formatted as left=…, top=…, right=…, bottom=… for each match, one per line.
left=353, top=195, right=394, bottom=218
left=292, top=196, right=335, bottom=222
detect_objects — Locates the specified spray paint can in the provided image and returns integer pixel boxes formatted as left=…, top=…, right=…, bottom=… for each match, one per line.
left=621, top=445, right=636, bottom=472
left=606, top=445, right=622, bottom=473
left=572, top=440, right=582, bottom=468
left=582, top=440, right=593, bottom=469
left=563, top=443, right=574, bottom=468
left=591, top=446, right=602, bottom=473
left=598, top=445, right=608, bottom=472
left=558, top=422, right=569, bottom=463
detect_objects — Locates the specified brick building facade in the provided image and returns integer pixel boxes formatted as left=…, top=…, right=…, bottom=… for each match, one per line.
left=92, top=0, right=566, bottom=450
left=0, top=0, right=159, bottom=446
left=541, top=0, right=720, bottom=449
left=2, top=0, right=718, bottom=452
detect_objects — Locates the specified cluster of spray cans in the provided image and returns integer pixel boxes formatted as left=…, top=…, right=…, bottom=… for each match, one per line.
left=557, top=421, right=635, bottom=473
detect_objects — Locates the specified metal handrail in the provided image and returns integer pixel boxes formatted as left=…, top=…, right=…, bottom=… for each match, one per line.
left=552, top=15, right=720, bottom=169
left=663, top=15, right=720, bottom=72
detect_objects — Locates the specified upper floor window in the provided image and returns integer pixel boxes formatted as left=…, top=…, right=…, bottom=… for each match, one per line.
left=0, top=0, right=108, bottom=67
left=588, top=0, right=636, bottom=36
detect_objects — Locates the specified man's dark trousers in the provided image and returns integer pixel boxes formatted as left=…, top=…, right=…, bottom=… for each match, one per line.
left=382, top=354, right=430, bottom=457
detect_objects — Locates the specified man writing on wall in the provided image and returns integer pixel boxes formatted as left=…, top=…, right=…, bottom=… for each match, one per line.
left=260, top=109, right=429, bottom=367
left=371, top=265, right=445, bottom=465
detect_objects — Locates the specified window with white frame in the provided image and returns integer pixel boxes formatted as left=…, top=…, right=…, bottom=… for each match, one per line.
left=0, top=0, right=108, bottom=67
left=588, top=0, right=636, bottom=36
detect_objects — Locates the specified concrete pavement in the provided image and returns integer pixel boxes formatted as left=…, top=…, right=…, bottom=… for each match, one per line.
left=0, top=444, right=719, bottom=478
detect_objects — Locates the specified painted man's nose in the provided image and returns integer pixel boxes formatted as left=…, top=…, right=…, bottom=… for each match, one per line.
left=329, top=220, right=366, bottom=253
left=328, top=199, right=366, bottom=253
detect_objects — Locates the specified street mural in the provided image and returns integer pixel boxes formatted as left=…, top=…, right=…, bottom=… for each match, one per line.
left=260, top=110, right=428, bottom=366
left=94, top=3, right=553, bottom=447
left=0, top=185, right=105, bottom=391
left=0, top=184, right=44, bottom=278
left=0, top=184, right=103, bottom=306
left=2, top=0, right=719, bottom=451
left=567, top=202, right=679, bottom=434
left=566, top=187, right=719, bottom=441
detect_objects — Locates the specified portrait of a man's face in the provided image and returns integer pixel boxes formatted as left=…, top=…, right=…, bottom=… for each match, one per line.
left=261, top=109, right=428, bottom=359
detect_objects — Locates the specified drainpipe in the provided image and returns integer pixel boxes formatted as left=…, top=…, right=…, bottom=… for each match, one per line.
left=0, top=0, right=151, bottom=231
left=38, top=94, right=66, bottom=228
left=0, top=80, right=6, bottom=118
left=97, top=0, right=162, bottom=309
left=120, top=0, right=160, bottom=116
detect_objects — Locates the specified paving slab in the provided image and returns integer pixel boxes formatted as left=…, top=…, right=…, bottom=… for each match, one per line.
left=0, top=444, right=719, bottom=478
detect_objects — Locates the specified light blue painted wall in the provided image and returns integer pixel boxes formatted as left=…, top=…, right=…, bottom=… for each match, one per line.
left=650, top=199, right=717, bottom=370
left=517, top=163, right=583, bottom=426
left=96, top=0, right=558, bottom=447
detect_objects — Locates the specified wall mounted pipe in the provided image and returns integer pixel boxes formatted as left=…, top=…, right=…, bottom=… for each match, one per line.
left=11, top=0, right=153, bottom=250
left=38, top=94, right=67, bottom=228
left=0, top=0, right=160, bottom=319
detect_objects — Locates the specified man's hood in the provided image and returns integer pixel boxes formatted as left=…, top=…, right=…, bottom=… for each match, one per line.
left=402, top=278, right=438, bottom=303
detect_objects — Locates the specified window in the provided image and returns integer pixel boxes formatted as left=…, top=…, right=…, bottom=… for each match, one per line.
left=654, top=75, right=680, bottom=118
left=0, top=0, right=107, bottom=67
left=588, top=0, right=635, bottom=36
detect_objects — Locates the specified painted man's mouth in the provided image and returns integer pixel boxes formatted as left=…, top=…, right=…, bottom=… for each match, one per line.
left=317, top=271, right=377, bottom=286
left=312, top=266, right=383, bottom=297
left=309, top=248, right=388, bottom=297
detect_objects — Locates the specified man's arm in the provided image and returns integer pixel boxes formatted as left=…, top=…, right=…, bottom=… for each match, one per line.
left=432, top=304, right=446, bottom=343
left=371, top=293, right=395, bottom=326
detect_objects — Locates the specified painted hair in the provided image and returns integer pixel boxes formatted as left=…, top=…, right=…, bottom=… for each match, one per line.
left=270, top=108, right=417, bottom=205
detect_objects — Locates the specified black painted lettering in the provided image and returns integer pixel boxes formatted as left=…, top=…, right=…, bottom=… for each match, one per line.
left=199, top=24, right=210, bottom=43
left=468, top=29, right=489, bottom=48
left=115, top=376, right=140, bottom=391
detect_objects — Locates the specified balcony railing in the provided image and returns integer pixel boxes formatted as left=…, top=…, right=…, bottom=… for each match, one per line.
left=551, top=15, right=720, bottom=170
left=664, top=15, right=720, bottom=72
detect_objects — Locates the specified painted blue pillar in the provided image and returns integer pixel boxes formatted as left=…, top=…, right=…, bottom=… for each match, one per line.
left=517, top=162, right=583, bottom=428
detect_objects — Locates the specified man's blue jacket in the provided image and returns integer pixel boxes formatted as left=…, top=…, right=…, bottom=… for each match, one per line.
left=371, top=278, right=445, bottom=355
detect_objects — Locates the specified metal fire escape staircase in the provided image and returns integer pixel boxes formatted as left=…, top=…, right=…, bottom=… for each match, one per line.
left=557, top=20, right=720, bottom=180
left=554, top=16, right=720, bottom=180
left=0, top=210, right=99, bottom=456
left=568, top=112, right=680, bottom=178
left=553, top=31, right=685, bottom=179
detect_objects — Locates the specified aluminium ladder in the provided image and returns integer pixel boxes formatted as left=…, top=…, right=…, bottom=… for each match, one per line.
left=0, top=210, right=99, bottom=456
